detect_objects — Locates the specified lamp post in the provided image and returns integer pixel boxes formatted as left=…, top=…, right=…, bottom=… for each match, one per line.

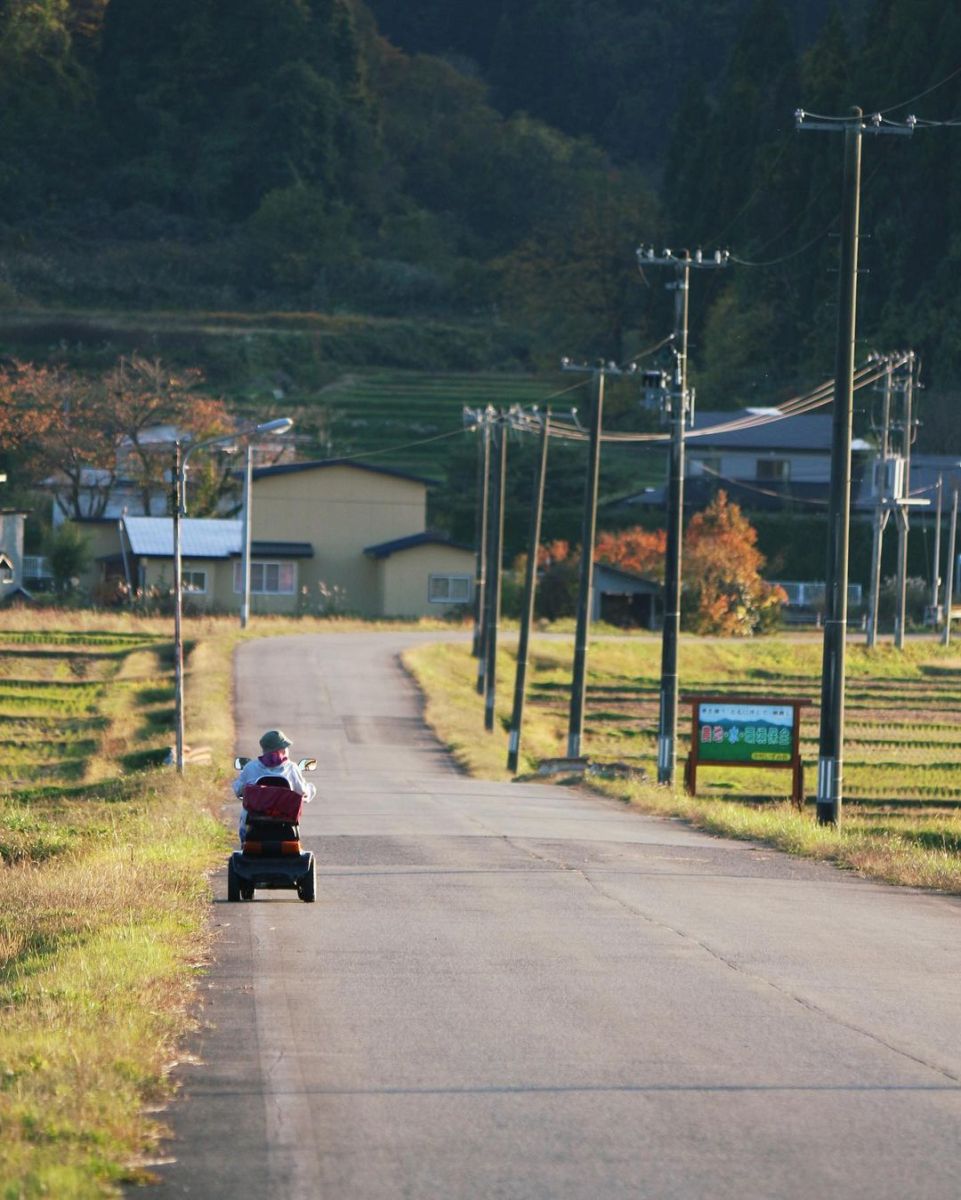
left=171, top=416, right=293, bottom=773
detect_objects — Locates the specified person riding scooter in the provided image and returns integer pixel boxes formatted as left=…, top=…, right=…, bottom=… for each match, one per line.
left=232, top=729, right=316, bottom=844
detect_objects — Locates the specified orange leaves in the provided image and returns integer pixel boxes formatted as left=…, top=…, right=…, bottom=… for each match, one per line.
left=683, top=490, right=784, bottom=635
left=0, top=355, right=232, bottom=518
left=595, top=527, right=666, bottom=582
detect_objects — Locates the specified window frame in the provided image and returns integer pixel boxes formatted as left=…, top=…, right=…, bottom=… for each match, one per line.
left=181, top=568, right=208, bottom=595
left=755, top=457, right=791, bottom=482
left=428, top=573, right=473, bottom=605
left=233, top=559, right=297, bottom=595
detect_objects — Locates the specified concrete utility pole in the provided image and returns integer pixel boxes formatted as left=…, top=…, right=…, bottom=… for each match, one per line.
left=172, top=440, right=185, bottom=775
left=636, top=246, right=730, bottom=786
left=472, top=413, right=492, bottom=664
left=507, top=409, right=551, bottom=773
left=796, top=107, right=914, bottom=826
left=484, top=418, right=508, bottom=733
left=893, top=354, right=916, bottom=650
left=559, top=359, right=639, bottom=760
left=866, top=357, right=894, bottom=649
left=931, top=474, right=943, bottom=623
left=865, top=352, right=917, bottom=648
left=944, top=489, right=959, bottom=648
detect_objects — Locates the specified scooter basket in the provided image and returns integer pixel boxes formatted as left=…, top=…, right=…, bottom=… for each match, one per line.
left=242, top=784, right=304, bottom=823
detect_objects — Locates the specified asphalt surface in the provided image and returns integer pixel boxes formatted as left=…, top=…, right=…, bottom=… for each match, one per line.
left=148, top=631, right=961, bottom=1200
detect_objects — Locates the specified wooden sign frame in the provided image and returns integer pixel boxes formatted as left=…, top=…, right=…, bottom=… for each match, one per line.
left=680, top=694, right=810, bottom=809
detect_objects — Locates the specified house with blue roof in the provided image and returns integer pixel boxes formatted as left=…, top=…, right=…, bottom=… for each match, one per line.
left=82, top=460, right=475, bottom=618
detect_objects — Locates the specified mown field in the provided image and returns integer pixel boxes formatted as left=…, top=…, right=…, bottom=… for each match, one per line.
left=404, top=634, right=961, bottom=891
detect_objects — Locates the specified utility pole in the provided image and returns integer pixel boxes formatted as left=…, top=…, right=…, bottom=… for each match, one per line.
left=866, top=356, right=894, bottom=649
left=636, top=246, right=730, bottom=786
left=893, top=353, right=916, bottom=650
left=240, top=440, right=253, bottom=629
left=932, top=474, right=943, bottom=628
left=507, top=409, right=551, bottom=773
left=465, top=407, right=494, bottom=674
left=484, top=417, right=508, bottom=733
left=944, top=489, right=959, bottom=648
left=796, top=107, right=914, bottom=826
left=563, top=364, right=605, bottom=759
left=172, top=440, right=185, bottom=775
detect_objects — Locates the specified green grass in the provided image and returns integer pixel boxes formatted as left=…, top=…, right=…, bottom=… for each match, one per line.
left=403, top=634, right=961, bottom=893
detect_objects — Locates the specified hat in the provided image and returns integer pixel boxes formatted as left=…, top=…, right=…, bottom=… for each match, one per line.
left=259, top=729, right=292, bottom=751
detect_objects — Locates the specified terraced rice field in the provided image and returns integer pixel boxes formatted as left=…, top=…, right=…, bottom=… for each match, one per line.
left=266, top=368, right=666, bottom=486
left=0, top=629, right=177, bottom=795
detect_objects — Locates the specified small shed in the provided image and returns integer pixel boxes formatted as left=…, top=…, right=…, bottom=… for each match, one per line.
left=364, top=532, right=475, bottom=618
left=593, top=563, right=662, bottom=629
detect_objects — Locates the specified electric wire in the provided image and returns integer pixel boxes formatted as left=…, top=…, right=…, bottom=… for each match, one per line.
left=696, top=462, right=830, bottom=507
left=877, top=63, right=961, bottom=116
left=730, top=218, right=837, bottom=267
left=699, top=138, right=793, bottom=247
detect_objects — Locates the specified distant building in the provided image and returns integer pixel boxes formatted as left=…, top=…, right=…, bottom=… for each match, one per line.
left=619, top=410, right=873, bottom=512
left=72, top=459, right=475, bottom=619
left=0, top=509, right=29, bottom=601
left=592, top=563, right=662, bottom=629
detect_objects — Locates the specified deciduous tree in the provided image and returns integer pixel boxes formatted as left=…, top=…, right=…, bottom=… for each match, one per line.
left=682, top=489, right=786, bottom=634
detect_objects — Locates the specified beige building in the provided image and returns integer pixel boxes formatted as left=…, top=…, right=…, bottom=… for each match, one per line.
left=76, top=460, right=475, bottom=619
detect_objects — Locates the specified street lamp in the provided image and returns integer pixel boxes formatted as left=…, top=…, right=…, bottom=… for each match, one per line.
left=171, top=416, right=294, bottom=773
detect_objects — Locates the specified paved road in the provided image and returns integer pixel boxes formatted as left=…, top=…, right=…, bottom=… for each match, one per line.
left=151, top=632, right=961, bottom=1199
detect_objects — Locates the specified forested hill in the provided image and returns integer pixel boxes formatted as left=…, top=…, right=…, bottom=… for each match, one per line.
left=1, top=0, right=960, bottom=441
left=365, top=0, right=865, bottom=168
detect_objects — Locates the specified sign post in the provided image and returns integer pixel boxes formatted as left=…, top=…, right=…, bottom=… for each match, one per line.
left=681, top=695, right=810, bottom=808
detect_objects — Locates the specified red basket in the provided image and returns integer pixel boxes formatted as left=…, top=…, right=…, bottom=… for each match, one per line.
left=242, top=784, right=304, bottom=823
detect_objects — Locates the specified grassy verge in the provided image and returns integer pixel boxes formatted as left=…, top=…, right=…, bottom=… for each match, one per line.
left=403, top=636, right=961, bottom=894
left=0, top=612, right=234, bottom=1197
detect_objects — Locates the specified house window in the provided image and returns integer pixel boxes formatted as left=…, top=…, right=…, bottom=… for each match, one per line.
left=181, top=569, right=207, bottom=594
left=233, top=560, right=296, bottom=595
left=429, top=574, right=472, bottom=604
left=756, top=458, right=791, bottom=482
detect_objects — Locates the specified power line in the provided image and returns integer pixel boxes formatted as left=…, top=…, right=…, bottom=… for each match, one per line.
left=878, top=63, right=961, bottom=116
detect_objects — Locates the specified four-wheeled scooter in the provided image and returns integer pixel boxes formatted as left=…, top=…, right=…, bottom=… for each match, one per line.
left=227, top=757, right=317, bottom=903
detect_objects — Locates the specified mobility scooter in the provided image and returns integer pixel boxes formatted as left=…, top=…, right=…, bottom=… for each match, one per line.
left=227, top=757, right=317, bottom=903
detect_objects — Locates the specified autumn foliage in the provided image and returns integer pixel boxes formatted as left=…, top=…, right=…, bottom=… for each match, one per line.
left=682, top=491, right=786, bottom=635
left=0, top=356, right=232, bottom=520
left=540, top=493, right=784, bottom=634
left=595, top=527, right=667, bottom=583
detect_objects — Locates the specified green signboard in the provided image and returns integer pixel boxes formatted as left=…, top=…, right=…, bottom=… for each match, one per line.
left=696, top=702, right=795, bottom=764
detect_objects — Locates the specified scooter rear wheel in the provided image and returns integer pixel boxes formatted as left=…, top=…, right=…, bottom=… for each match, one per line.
left=298, top=861, right=316, bottom=903
left=227, top=857, right=241, bottom=902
